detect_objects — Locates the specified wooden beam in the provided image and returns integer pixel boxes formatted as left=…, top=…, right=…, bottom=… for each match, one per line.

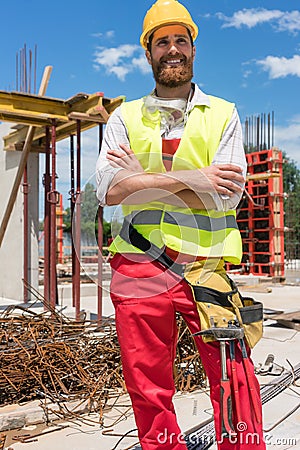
left=0, top=66, right=52, bottom=247
left=2, top=96, right=124, bottom=151
left=0, top=109, right=67, bottom=127
left=0, top=90, right=66, bottom=109
left=246, top=172, right=281, bottom=181
left=68, top=112, right=106, bottom=123
left=0, top=90, right=124, bottom=127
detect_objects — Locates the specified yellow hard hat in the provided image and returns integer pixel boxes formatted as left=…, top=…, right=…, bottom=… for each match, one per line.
left=140, top=0, right=198, bottom=49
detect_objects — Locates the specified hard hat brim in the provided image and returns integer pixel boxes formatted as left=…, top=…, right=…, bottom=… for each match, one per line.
left=140, top=20, right=198, bottom=49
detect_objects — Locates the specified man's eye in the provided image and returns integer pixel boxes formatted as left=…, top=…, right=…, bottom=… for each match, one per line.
left=157, top=39, right=168, bottom=46
left=177, top=38, right=188, bottom=44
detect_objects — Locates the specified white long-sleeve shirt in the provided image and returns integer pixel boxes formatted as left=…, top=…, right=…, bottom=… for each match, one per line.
left=96, top=84, right=247, bottom=210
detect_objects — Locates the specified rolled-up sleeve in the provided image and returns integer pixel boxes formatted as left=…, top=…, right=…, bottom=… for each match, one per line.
left=210, top=107, right=247, bottom=211
left=96, top=107, right=130, bottom=206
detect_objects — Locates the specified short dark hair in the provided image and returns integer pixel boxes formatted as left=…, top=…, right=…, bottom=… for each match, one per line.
left=146, top=27, right=193, bottom=53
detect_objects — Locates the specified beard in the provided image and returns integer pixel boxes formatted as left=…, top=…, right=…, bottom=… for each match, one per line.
left=152, top=54, right=194, bottom=88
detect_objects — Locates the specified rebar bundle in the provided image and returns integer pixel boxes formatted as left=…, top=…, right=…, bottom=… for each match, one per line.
left=0, top=305, right=206, bottom=423
left=175, top=315, right=207, bottom=391
left=0, top=305, right=123, bottom=421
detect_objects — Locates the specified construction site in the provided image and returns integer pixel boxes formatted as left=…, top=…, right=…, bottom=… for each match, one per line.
left=0, top=46, right=300, bottom=450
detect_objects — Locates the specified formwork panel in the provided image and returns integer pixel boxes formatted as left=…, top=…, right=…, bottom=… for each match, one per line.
left=227, top=148, right=284, bottom=279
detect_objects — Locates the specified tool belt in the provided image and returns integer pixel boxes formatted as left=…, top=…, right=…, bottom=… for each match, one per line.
left=190, top=280, right=263, bottom=348
left=119, top=219, right=263, bottom=349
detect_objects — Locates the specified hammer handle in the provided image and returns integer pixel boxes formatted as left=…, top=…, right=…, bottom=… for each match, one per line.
left=230, top=341, right=242, bottom=424
left=220, top=379, right=235, bottom=436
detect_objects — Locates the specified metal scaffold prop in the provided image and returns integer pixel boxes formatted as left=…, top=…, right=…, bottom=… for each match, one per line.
left=0, top=45, right=124, bottom=320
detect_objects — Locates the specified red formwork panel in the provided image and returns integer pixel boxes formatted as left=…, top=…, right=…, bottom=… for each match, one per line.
left=226, top=148, right=285, bottom=278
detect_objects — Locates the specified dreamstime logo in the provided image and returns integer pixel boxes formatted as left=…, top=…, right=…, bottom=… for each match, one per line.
left=264, top=434, right=298, bottom=447
left=218, top=426, right=260, bottom=446
left=156, top=423, right=299, bottom=448
left=236, top=421, right=248, bottom=432
left=157, top=425, right=263, bottom=447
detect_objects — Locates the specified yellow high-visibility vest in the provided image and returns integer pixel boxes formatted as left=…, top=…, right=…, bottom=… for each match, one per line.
left=109, top=95, right=243, bottom=264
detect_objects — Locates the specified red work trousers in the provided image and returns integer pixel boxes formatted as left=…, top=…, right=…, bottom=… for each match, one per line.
left=110, top=254, right=265, bottom=450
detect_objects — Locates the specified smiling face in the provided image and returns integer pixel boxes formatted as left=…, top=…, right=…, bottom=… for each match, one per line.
left=146, top=24, right=195, bottom=89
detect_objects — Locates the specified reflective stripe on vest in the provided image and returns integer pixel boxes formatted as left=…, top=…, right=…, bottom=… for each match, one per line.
left=127, top=210, right=238, bottom=232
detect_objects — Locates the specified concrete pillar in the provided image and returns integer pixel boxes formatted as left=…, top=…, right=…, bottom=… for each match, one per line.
left=0, top=123, right=39, bottom=302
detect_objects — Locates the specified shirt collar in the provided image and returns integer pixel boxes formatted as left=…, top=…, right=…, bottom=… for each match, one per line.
left=150, top=83, right=210, bottom=108
left=190, top=83, right=210, bottom=107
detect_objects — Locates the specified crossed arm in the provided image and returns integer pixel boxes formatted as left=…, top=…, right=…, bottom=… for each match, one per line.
left=105, top=144, right=245, bottom=210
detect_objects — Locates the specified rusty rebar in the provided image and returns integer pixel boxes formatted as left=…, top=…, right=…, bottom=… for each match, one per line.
left=0, top=302, right=206, bottom=424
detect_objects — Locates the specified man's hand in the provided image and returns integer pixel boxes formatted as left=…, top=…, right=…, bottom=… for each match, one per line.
left=106, top=159, right=245, bottom=206
left=174, top=164, right=245, bottom=197
left=107, top=144, right=144, bottom=173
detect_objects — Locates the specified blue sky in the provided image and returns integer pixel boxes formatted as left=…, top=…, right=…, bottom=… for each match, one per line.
left=0, top=0, right=300, bottom=216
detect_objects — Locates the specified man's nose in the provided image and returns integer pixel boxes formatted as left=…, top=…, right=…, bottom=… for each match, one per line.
left=168, top=42, right=180, bottom=53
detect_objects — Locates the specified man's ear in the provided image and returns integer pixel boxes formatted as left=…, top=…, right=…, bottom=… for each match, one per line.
left=192, top=45, right=196, bottom=61
left=145, top=50, right=152, bottom=65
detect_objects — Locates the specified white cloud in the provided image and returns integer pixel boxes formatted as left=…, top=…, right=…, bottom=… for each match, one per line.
left=91, top=30, right=115, bottom=40
left=217, top=9, right=282, bottom=29
left=242, top=69, right=252, bottom=79
left=217, top=8, right=300, bottom=34
left=277, top=11, right=300, bottom=34
left=94, top=44, right=138, bottom=67
left=256, top=54, right=300, bottom=79
left=105, top=30, right=115, bottom=39
left=93, top=44, right=150, bottom=81
left=275, top=116, right=300, bottom=165
left=132, top=56, right=152, bottom=74
left=108, top=66, right=131, bottom=82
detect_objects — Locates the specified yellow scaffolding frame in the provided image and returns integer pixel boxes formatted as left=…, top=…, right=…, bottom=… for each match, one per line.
left=0, top=65, right=124, bottom=248
left=0, top=90, right=124, bottom=151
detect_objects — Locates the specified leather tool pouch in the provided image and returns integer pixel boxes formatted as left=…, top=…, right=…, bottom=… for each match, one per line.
left=191, top=281, right=263, bottom=348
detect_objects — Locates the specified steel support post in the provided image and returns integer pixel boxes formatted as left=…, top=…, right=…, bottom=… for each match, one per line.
left=49, top=120, right=58, bottom=309
left=43, top=127, right=51, bottom=308
left=97, top=124, right=104, bottom=323
left=57, top=195, right=64, bottom=264
left=73, top=120, right=81, bottom=321
left=69, top=134, right=76, bottom=307
left=97, top=207, right=103, bottom=324
left=23, top=164, right=29, bottom=302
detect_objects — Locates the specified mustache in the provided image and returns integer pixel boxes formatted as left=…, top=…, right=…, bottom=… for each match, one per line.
left=159, top=54, right=187, bottom=64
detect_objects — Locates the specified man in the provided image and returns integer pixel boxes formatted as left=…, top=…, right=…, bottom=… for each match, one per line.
left=96, top=1, right=265, bottom=449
